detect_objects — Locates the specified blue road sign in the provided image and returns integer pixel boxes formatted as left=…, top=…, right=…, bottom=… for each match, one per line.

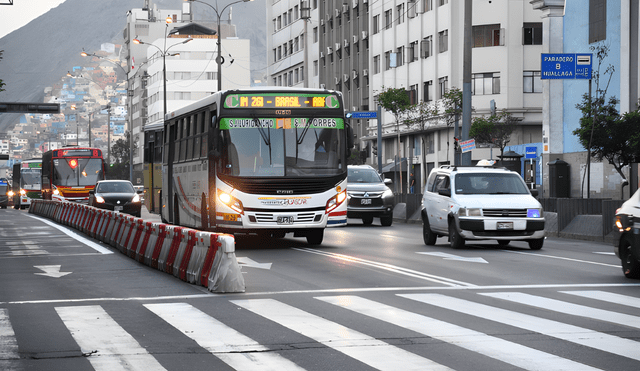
left=347, top=111, right=377, bottom=119
left=541, top=53, right=592, bottom=80
left=525, top=146, right=537, bottom=159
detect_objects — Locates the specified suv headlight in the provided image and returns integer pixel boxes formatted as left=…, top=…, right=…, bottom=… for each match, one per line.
left=459, top=207, right=482, bottom=217
left=382, top=188, right=394, bottom=199
left=527, top=208, right=543, bottom=218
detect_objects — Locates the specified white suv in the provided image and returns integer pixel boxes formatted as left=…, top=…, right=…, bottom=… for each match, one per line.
left=421, top=165, right=545, bottom=249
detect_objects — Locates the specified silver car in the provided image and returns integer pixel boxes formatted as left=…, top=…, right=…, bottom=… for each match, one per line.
left=347, top=165, right=395, bottom=226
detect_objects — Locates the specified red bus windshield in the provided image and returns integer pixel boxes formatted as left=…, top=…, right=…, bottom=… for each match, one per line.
left=53, top=158, right=104, bottom=187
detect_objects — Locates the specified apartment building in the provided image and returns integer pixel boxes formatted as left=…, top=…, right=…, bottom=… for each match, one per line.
left=369, top=0, right=545, bottom=191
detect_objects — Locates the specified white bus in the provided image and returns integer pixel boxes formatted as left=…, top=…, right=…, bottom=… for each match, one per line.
left=12, top=159, right=42, bottom=209
left=161, top=88, right=353, bottom=245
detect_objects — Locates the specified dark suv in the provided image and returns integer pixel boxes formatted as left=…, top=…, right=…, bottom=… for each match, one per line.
left=347, top=165, right=395, bottom=226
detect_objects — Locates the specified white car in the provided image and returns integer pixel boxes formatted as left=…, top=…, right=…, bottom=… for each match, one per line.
left=421, top=165, right=545, bottom=249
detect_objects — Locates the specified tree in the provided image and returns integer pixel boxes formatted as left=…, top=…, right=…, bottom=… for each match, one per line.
left=469, top=110, right=517, bottom=164
left=377, top=86, right=411, bottom=192
left=572, top=42, right=623, bottom=196
left=108, top=131, right=137, bottom=180
left=441, top=87, right=463, bottom=127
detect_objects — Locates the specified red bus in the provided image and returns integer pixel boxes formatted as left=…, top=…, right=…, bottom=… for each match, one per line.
left=41, top=147, right=106, bottom=203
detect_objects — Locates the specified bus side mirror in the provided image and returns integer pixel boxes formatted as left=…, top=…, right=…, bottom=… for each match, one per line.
left=346, top=123, right=354, bottom=149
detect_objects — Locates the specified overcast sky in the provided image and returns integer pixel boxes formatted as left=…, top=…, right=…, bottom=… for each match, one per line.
left=0, top=0, right=66, bottom=39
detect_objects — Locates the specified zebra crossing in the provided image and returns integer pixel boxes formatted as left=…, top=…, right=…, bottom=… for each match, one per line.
left=1, top=289, right=639, bottom=370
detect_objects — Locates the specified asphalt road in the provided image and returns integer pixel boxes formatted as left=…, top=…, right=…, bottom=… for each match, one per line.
left=1, top=207, right=639, bottom=371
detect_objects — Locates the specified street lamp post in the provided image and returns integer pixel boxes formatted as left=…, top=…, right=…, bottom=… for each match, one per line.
left=188, top=0, right=253, bottom=91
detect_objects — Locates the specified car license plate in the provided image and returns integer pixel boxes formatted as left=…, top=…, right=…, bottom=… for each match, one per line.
left=223, top=213, right=237, bottom=222
left=115, top=206, right=123, bottom=212
left=361, top=198, right=372, bottom=205
left=497, top=222, right=513, bottom=230
left=277, top=216, right=294, bottom=225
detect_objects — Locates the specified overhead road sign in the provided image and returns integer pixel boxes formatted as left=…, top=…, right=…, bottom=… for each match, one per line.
left=541, top=53, right=592, bottom=79
left=346, top=111, right=377, bottom=119
left=0, top=102, right=60, bottom=114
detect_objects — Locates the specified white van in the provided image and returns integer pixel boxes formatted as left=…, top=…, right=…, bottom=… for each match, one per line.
left=421, top=165, right=545, bottom=249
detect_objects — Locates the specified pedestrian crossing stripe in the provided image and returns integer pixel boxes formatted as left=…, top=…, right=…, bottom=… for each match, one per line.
left=56, top=305, right=166, bottom=371
left=1, top=290, right=638, bottom=370
left=319, top=295, right=601, bottom=371
left=401, top=293, right=640, bottom=362
left=232, top=298, right=453, bottom=371
left=144, top=302, right=305, bottom=370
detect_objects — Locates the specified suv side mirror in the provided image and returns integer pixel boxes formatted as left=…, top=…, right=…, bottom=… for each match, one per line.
left=438, top=188, right=451, bottom=197
left=384, top=178, right=392, bottom=185
left=530, top=189, right=538, bottom=197
left=89, top=190, right=94, bottom=195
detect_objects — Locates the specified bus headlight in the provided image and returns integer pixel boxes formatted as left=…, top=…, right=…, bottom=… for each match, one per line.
left=53, top=189, right=60, bottom=196
left=7, top=190, right=14, bottom=197
left=19, top=189, right=26, bottom=196
left=217, top=189, right=244, bottom=214
left=326, top=189, right=347, bottom=213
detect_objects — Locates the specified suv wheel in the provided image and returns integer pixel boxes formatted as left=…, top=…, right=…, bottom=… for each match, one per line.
left=448, top=220, right=465, bottom=249
left=423, top=217, right=437, bottom=245
left=528, top=238, right=544, bottom=250
left=380, top=215, right=393, bottom=226
left=620, top=235, right=640, bottom=278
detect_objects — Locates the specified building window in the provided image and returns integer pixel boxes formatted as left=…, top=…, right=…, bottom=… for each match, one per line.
left=438, top=76, right=448, bottom=98
left=397, top=4, right=404, bottom=24
left=385, top=51, right=391, bottom=70
left=374, top=55, right=381, bottom=74
left=277, top=15, right=281, bottom=29
left=523, top=23, right=542, bottom=45
left=300, top=66, right=304, bottom=81
left=395, top=46, right=404, bottom=67
left=385, top=9, right=392, bottom=29
left=314, top=60, right=318, bottom=76
left=409, top=84, right=418, bottom=104
left=423, top=0, right=433, bottom=12
left=373, top=15, right=380, bottom=34
left=438, top=30, right=448, bottom=53
left=421, top=36, right=432, bottom=58
left=589, top=0, right=607, bottom=43
left=424, top=80, right=433, bottom=102
left=439, top=0, right=448, bottom=5
left=473, top=24, right=501, bottom=47
left=523, top=71, right=542, bottom=93
left=472, top=72, right=500, bottom=95
left=313, top=27, right=318, bottom=42
left=409, top=41, right=419, bottom=62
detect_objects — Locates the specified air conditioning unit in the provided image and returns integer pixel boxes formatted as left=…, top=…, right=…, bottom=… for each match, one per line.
left=334, top=8, right=340, bottom=17
left=353, top=35, right=359, bottom=43
left=320, top=83, right=326, bottom=89
left=334, top=76, right=340, bottom=84
left=326, top=13, right=331, bottom=21
left=362, top=69, right=368, bottom=76
left=352, top=0, right=358, bottom=8
left=352, top=106, right=358, bottom=111
left=352, top=70, right=358, bottom=80
left=343, top=39, right=349, bottom=48
left=320, top=19, right=324, bottom=26
left=343, top=73, right=349, bottom=81
left=361, top=30, right=368, bottom=39
left=335, top=42, right=341, bottom=50
left=342, top=4, right=349, bottom=13
left=320, top=51, right=324, bottom=58
left=327, top=46, right=333, bottom=54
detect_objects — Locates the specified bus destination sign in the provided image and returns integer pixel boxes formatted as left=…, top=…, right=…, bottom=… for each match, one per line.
left=224, top=94, right=340, bottom=109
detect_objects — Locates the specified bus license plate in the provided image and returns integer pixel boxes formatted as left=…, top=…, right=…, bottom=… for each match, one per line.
left=497, top=222, right=513, bottom=230
left=224, top=214, right=237, bottom=222
left=361, top=198, right=372, bottom=205
left=115, top=206, right=123, bottom=212
left=277, top=216, right=294, bottom=225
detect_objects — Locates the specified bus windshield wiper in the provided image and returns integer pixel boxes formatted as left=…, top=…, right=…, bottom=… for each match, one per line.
left=251, top=114, right=270, bottom=146
left=296, top=115, right=315, bottom=145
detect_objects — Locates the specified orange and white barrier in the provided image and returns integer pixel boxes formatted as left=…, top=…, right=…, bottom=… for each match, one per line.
left=28, top=200, right=244, bottom=293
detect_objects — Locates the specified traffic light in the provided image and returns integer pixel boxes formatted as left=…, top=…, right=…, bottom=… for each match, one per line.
left=453, top=137, right=460, bottom=152
left=372, top=145, right=378, bottom=156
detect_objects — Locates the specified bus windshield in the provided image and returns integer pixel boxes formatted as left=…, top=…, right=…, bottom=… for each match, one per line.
left=53, top=158, right=104, bottom=187
left=20, top=169, right=42, bottom=189
left=219, top=117, right=344, bottom=178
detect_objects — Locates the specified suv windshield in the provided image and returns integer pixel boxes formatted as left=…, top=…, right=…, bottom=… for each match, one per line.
left=348, top=168, right=382, bottom=183
left=97, top=181, right=134, bottom=193
left=455, top=173, right=530, bottom=195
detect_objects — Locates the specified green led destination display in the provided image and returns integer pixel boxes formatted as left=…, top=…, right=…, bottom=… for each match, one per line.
left=224, top=93, right=341, bottom=109
left=220, top=117, right=344, bottom=129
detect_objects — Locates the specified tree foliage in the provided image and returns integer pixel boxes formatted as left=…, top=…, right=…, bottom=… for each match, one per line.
left=377, top=86, right=411, bottom=122
left=441, top=87, right=463, bottom=126
left=469, top=110, right=517, bottom=163
left=108, top=131, right=137, bottom=180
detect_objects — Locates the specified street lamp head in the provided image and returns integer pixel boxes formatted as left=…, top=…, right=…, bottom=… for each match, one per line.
left=132, top=38, right=143, bottom=45
left=166, top=16, right=173, bottom=24
left=81, top=51, right=88, bottom=57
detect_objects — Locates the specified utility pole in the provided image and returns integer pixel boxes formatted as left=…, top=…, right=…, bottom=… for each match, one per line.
left=461, top=0, right=473, bottom=166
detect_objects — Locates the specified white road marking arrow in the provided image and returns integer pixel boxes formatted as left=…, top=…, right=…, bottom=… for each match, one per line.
left=34, top=265, right=72, bottom=278
left=417, top=252, right=488, bottom=264
left=236, top=257, right=272, bottom=270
